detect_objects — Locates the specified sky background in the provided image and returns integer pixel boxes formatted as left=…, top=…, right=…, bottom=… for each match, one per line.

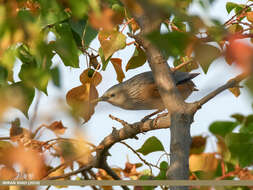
left=1, top=0, right=252, bottom=189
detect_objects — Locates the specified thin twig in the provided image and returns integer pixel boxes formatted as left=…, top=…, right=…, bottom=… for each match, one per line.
left=121, top=18, right=134, bottom=33
left=120, top=142, right=159, bottom=170
left=194, top=73, right=248, bottom=110
left=29, top=92, right=41, bottom=130
left=171, top=60, right=194, bottom=72
left=102, top=163, right=130, bottom=190
left=0, top=137, right=10, bottom=140
left=45, top=186, right=51, bottom=190
left=45, top=165, right=93, bottom=180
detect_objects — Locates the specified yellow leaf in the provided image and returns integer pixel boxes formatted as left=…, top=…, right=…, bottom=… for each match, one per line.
left=110, top=58, right=125, bottom=82
left=189, top=153, right=219, bottom=172
left=66, top=83, right=98, bottom=122
left=98, top=30, right=126, bottom=60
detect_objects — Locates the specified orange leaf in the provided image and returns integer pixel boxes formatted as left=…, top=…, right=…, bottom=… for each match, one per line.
left=80, top=68, right=102, bottom=86
left=247, top=11, right=253, bottom=23
left=47, top=121, right=67, bottom=135
left=7, top=146, right=47, bottom=179
left=0, top=167, right=17, bottom=180
left=226, top=38, right=253, bottom=72
left=89, top=8, right=124, bottom=31
left=66, top=84, right=98, bottom=122
left=189, top=153, right=219, bottom=172
left=110, top=58, right=125, bottom=82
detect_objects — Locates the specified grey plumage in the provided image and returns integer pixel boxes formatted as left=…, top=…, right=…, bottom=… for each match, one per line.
left=99, top=71, right=199, bottom=110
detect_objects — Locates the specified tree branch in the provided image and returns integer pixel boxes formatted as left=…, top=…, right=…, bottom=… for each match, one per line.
left=193, top=73, right=248, bottom=110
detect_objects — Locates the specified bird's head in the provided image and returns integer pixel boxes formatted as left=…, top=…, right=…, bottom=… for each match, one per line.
left=97, top=84, right=127, bottom=107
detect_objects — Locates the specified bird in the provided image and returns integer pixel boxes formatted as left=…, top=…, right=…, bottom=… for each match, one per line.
left=97, top=71, right=199, bottom=111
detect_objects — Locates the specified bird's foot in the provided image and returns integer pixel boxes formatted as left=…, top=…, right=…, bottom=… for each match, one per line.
left=141, top=110, right=163, bottom=123
left=154, top=113, right=168, bottom=127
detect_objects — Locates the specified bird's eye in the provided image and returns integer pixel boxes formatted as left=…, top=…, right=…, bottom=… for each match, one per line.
left=111, top=93, right=115, bottom=97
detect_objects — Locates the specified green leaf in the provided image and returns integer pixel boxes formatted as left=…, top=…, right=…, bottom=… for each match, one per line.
left=0, top=66, right=8, bottom=85
left=99, top=47, right=111, bottom=70
left=98, top=30, right=126, bottom=60
left=147, top=31, right=190, bottom=57
left=225, top=133, right=253, bottom=167
left=83, top=22, right=98, bottom=48
left=39, top=0, right=68, bottom=27
left=126, top=47, right=146, bottom=71
left=155, top=161, right=168, bottom=180
left=52, top=23, right=80, bottom=68
left=226, top=2, right=239, bottom=14
left=16, top=44, right=36, bottom=65
left=19, top=63, right=51, bottom=94
left=231, top=113, right=245, bottom=123
left=194, top=43, right=220, bottom=73
left=70, top=18, right=98, bottom=49
left=209, top=121, right=238, bottom=137
left=68, top=0, right=89, bottom=18
left=10, top=82, right=35, bottom=118
left=50, top=67, right=61, bottom=87
left=137, top=136, right=165, bottom=155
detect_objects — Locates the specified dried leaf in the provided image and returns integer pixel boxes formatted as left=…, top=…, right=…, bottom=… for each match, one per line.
left=190, top=136, right=207, bottom=155
left=0, top=167, right=17, bottom=180
left=189, top=153, right=219, bottom=172
left=80, top=68, right=102, bottom=86
left=229, top=87, right=241, bottom=97
left=47, top=121, right=67, bottom=135
left=66, top=84, right=98, bottom=122
left=130, top=19, right=140, bottom=33
left=89, top=8, right=124, bottom=31
left=7, top=146, right=47, bottom=179
left=110, top=58, right=125, bottom=82
left=123, top=162, right=140, bottom=179
left=89, top=54, right=100, bottom=70
left=98, top=30, right=126, bottom=60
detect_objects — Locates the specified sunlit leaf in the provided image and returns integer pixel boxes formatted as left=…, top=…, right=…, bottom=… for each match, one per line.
left=126, top=47, right=146, bottom=71
left=98, top=30, right=126, bottom=60
left=247, top=11, right=253, bottom=23
left=189, top=153, right=219, bottom=172
left=110, top=58, right=125, bottom=83
left=226, top=2, right=240, bottom=14
left=137, top=136, right=165, bottom=155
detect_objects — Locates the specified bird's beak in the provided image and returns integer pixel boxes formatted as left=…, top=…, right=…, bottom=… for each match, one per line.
left=91, top=96, right=108, bottom=104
